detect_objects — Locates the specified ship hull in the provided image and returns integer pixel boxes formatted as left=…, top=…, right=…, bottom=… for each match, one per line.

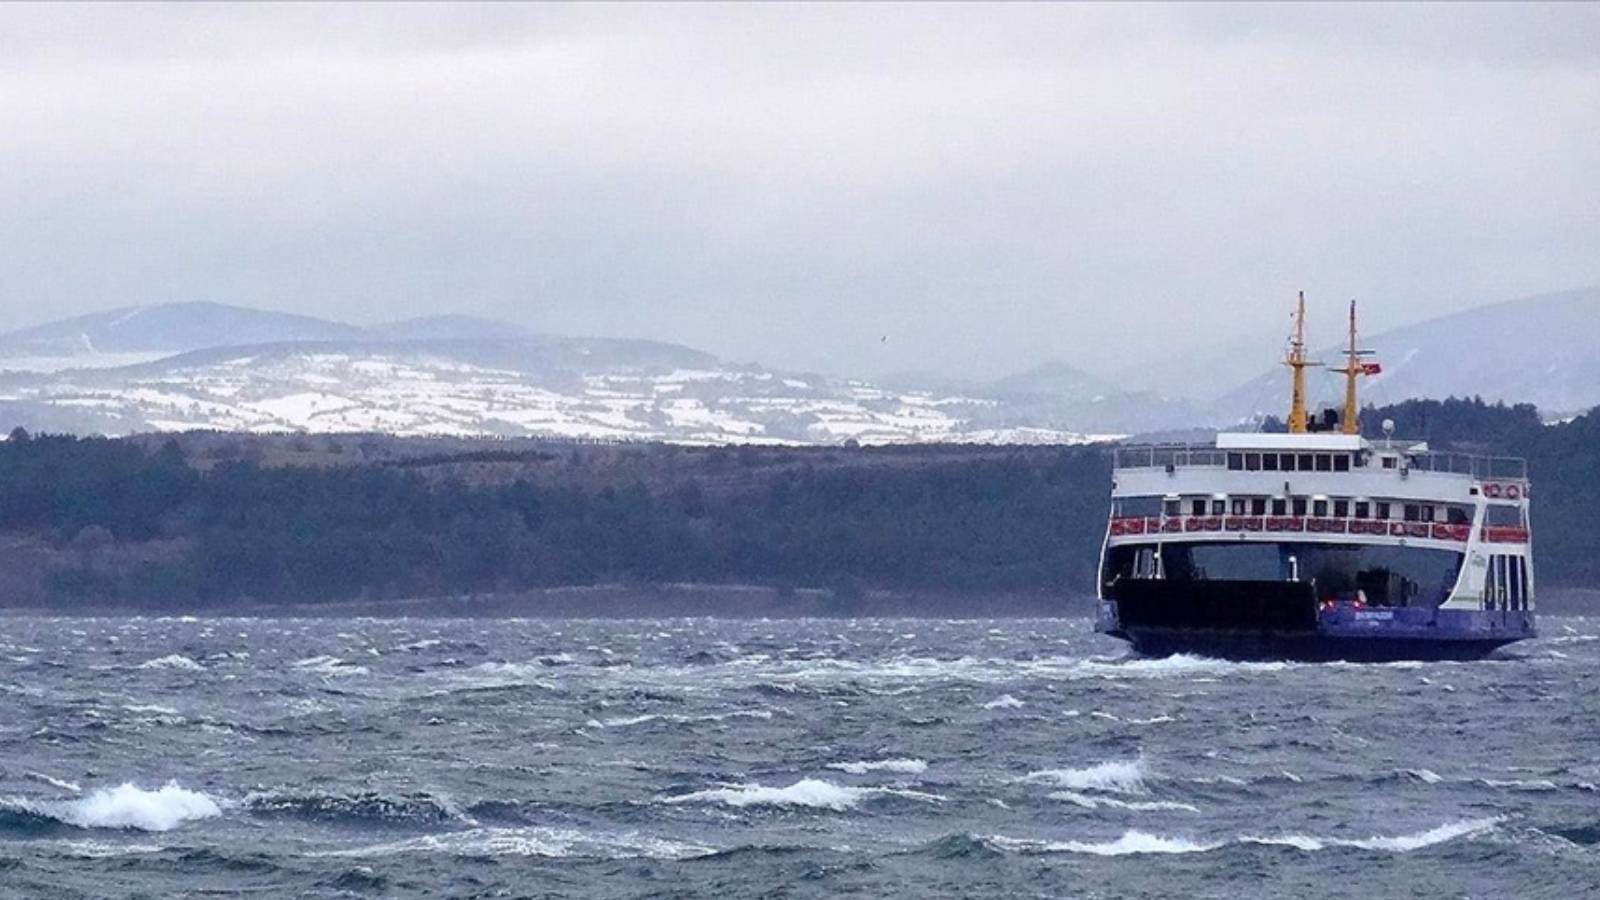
left=1097, top=579, right=1535, bottom=662
left=1114, top=627, right=1519, bottom=663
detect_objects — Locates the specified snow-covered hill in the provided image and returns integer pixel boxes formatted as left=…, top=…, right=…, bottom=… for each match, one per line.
left=0, top=335, right=1108, bottom=445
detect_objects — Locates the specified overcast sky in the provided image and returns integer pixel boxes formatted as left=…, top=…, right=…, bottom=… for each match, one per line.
left=1, top=3, right=1596, bottom=388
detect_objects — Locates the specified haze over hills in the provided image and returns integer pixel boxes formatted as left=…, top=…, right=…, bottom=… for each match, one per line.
left=1215, top=287, right=1600, bottom=421
left=0, top=287, right=1592, bottom=443
left=0, top=303, right=1182, bottom=443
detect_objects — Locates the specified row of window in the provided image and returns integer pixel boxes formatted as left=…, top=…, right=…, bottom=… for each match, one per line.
left=1117, top=495, right=1472, bottom=524
left=1223, top=451, right=1409, bottom=473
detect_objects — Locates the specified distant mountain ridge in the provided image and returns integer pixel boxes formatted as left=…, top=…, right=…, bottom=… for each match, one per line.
left=1214, top=287, right=1600, bottom=421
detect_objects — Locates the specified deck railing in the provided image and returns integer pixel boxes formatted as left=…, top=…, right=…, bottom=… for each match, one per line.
left=1112, top=441, right=1527, bottom=480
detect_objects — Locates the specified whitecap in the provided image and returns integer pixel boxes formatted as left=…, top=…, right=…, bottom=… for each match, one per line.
left=826, top=759, right=928, bottom=775
left=991, top=830, right=1218, bottom=856
left=1074, top=654, right=1290, bottom=680
left=26, top=772, right=82, bottom=794
left=322, top=826, right=715, bottom=860
left=137, top=655, right=203, bottom=671
left=661, top=778, right=943, bottom=810
left=18, top=782, right=222, bottom=831
left=1048, top=791, right=1199, bottom=813
left=291, top=656, right=369, bottom=676
left=1246, top=817, right=1501, bottom=853
left=1406, top=768, right=1444, bottom=784
left=1020, top=758, right=1147, bottom=795
left=984, top=694, right=1025, bottom=709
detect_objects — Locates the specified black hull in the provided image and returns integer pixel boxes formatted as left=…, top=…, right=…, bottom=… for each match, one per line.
left=1120, top=628, right=1516, bottom=663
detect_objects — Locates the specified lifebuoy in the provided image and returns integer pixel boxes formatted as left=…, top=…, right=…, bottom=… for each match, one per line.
left=1505, top=484, right=1522, bottom=500
left=1484, top=483, right=1502, bottom=498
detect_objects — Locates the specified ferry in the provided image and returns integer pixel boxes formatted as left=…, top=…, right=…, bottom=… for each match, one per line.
left=1095, top=294, right=1536, bottom=660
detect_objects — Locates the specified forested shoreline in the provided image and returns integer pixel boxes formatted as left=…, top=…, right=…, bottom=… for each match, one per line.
left=0, top=397, right=1594, bottom=613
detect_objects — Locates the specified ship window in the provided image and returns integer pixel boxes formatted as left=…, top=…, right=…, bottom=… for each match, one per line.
left=1263, top=453, right=1279, bottom=471
left=1334, top=455, right=1351, bottom=472
left=1227, top=453, right=1243, bottom=471
left=1334, top=499, right=1349, bottom=517
left=1446, top=506, right=1471, bottom=525
left=1117, top=497, right=1163, bottom=517
left=1231, top=499, right=1247, bottom=515
left=1251, top=498, right=1267, bottom=515
left=1376, top=501, right=1391, bottom=520
left=1353, top=453, right=1366, bottom=468
left=1354, top=501, right=1370, bottom=518
left=1245, top=453, right=1261, bottom=471
left=1297, top=453, right=1313, bottom=471
left=1211, top=499, right=1226, bottom=516
left=1420, top=506, right=1435, bottom=523
left=1280, top=453, right=1295, bottom=471
left=1164, top=499, right=1181, bottom=517
left=1404, top=504, right=1420, bottom=522
left=1191, top=499, right=1206, bottom=516
left=1315, top=454, right=1333, bottom=472
left=1485, top=504, right=1523, bottom=527
left=1382, top=456, right=1397, bottom=470
left=1272, top=498, right=1287, bottom=515
left=1292, top=498, right=1307, bottom=516
left=1312, top=499, right=1328, bottom=517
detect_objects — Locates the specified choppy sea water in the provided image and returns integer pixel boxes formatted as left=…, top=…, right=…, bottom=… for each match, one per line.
left=2, top=616, right=1598, bottom=899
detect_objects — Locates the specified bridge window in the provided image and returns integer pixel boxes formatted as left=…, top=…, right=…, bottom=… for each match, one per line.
left=1312, top=499, right=1328, bottom=517
left=1333, top=499, right=1349, bottom=517
left=1315, top=454, right=1333, bottom=472
left=1354, top=501, right=1370, bottom=518
left=1446, top=506, right=1471, bottom=525
left=1191, top=499, right=1206, bottom=516
left=1227, top=453, right=1243, bottom=471
left=1297, top=453, right=1313, bottom=471
left=1245, top=453, right=1261, bottom=471
left=1334, top=455, right=1351, bottom=472
left=1280, top=453, right=1295, bottom=471
left=1272, top=498, right=1287, bottom=515
left=1420, top=506, right=1435, bottom=523
left=1211, top=499, right=1226, bottom=515
left=1164, top=499, right=1181, bottom=517
left=1232, top=498, right=1247, bottom=515
left=1262, top=453, right=1279, bottom=471
left=1376, top=501, right=1391, bottom=519
left=1251, top=498, right=1267, bottom=515
left=1404, top=504, right=1421, bottom=522
left=1485, top=504, right=1524, bottom=527
left=1292, top=498, right=1307, bottom=516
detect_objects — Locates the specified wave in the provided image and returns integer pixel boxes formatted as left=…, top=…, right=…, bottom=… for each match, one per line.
left=242, top=789, right=470, bottom=827
left=291, top=656, right=370, bottom=677
left=26, top=772, right=82, bottom=794
left=323, top=826, right=715, bottom=861
left=982, top=817, right=1500, bottom=857
left=661, top=778, right=944, bottom=811
left=826, top=759, right=928, bottom=775
left=983, top=694, right=1025, bottom=709
left=1048, top=791, right=1198, bottom=813
left=4, top=782, right=221, bottom=832
left=1073, top=655, right=1291, bottom=679
left=137, top=654, right=204, bottom=671
left=1244, top=817, right=1503, bottom=852
left=1020, top=758, right=1148, bottom=795
left=587, top=709, right=775, bottom=729
left=989, top=831, right=1217, bottom=856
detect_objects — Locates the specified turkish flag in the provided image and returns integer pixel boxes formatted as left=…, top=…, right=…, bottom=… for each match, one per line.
left=1362, top=362, right=1383, bottom=375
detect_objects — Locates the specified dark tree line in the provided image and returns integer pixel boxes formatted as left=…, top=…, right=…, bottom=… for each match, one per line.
left=1, top=399, right=1594, bottom=610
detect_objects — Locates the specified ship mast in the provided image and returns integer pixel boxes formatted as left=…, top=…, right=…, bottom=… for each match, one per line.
left=1327, top=300, right=1378, bottom=435
left=1285, top=292, right=1311, bottom=434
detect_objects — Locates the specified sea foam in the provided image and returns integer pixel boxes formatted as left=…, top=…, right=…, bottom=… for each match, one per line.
left=23, top=782, right=221, bottom=831
left=662, top=778, right=943, bottom=810
left=1021, top=758, right=1148, bottom=795
left=138, top=654, right=203, bottom=671
left=826, top=758, right=929, bottom=775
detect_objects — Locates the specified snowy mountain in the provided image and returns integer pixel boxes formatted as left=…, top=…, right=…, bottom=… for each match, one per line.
left=1214, top=287, right=1600, bottom=422
left=0, top=343, right=1101, bottom=445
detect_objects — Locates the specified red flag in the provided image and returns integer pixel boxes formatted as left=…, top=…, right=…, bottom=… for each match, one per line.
left=1362, top=362, right=1383, bottom=375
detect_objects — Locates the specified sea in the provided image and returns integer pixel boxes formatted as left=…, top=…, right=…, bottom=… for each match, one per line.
left=1, top=615, right=1597, bottom=899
